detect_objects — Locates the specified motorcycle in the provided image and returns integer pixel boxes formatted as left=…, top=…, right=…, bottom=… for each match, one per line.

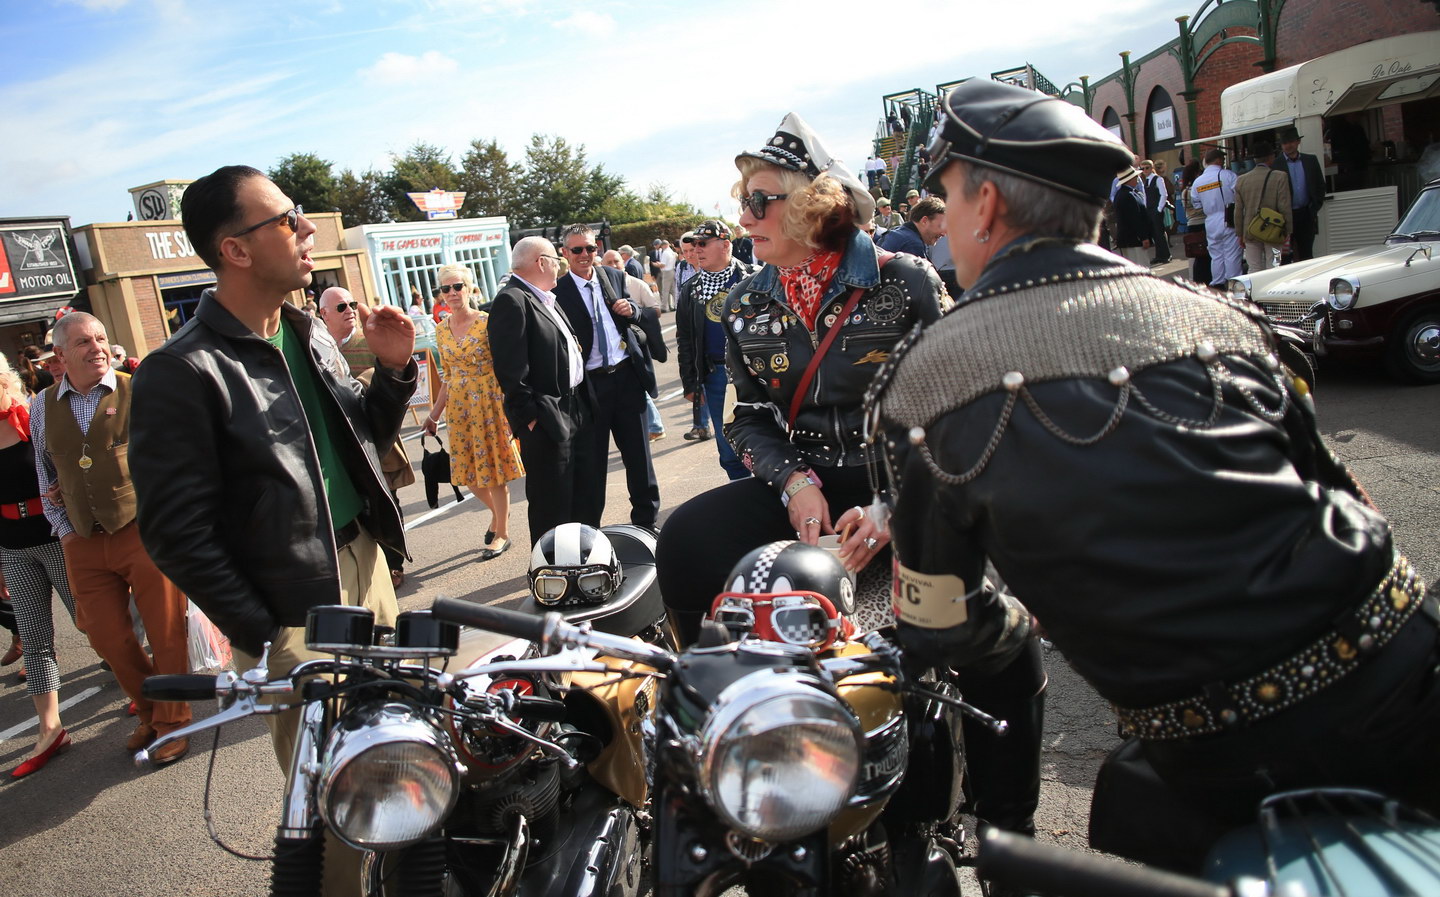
left=977, top=788, right=1440, bottom=897
left=431, top=593, right=1006, bottom=897
left=135, top=522, right=673, bottom=897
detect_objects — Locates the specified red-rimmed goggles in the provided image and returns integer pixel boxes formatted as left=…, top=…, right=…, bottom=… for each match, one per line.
left=708, top=591, right=853, bottom=651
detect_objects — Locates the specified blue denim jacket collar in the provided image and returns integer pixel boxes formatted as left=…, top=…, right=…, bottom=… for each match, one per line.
left=740, top=229, right=881, bottom=308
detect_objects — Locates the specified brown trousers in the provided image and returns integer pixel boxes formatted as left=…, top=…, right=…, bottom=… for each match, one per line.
left=62, top=521, right=192, bottom=732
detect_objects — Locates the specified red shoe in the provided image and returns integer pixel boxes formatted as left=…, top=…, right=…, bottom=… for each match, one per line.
left=11, top=729, right=71, bottom=779
left=1, top=637, right=20, bottom=667
left=127, top=701, right=138, bottom=716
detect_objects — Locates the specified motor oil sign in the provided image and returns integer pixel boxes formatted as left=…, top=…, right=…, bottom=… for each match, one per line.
left=0, top=224, right=78, bottom=302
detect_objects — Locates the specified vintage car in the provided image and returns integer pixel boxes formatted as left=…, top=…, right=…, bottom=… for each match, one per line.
left=1227, top=179, right=1440, bottom=384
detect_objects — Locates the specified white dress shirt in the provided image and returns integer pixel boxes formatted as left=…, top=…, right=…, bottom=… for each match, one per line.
left=569, top=271, right=625, bottom=372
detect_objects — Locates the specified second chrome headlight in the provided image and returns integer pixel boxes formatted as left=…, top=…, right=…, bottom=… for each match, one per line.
left=699, top=670, right=863, bottom=842
left=319, top=702, right=462, bottom=850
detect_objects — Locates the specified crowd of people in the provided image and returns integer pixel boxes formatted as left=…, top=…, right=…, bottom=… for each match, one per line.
left=3, top=81, right=1434, bottom=897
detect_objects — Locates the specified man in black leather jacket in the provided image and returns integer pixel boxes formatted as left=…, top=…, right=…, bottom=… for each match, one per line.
left=870, top=79, right=1440, bottom=873
left=129, top=167, right=416, bottom=776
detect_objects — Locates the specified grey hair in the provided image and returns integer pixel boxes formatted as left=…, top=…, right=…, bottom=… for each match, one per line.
left=52, top=311, right=105, bottom=349
left=958, top=163, right=1100, bottom=242
left=618, top=245, right=635, bottom=257
left=511, top=236, right=554, bottom=269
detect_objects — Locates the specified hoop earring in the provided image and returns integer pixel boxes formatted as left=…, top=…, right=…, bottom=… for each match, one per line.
left=973, top=228, right=990, bottom=244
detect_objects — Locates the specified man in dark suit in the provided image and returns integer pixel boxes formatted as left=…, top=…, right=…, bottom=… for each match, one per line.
left=488, top=236, right=596, bottom=546
left=1279, top=126, right=1327, bottom=261
left=619, top=245, right=646, bottom=282
left=553, top=223, right=663, bottom=529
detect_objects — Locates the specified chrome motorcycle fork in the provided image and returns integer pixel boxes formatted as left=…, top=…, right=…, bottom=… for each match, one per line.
left=278, top=701, right=327, bottom=838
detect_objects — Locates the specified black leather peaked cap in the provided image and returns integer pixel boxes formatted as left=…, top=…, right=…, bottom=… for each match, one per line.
left=925, top=79, right=1134, bottom=203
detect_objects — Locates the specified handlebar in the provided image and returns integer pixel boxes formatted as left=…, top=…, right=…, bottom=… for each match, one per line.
left=142, top=674, right=222, bottom=702
left=977, top=827, right=1231, bottom=897
left=431, top=597, right=676, bottom=671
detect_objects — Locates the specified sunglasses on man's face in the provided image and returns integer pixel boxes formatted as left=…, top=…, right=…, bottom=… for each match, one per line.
left=439, top=283, right=467, bottom=294
left=231, top=205, right=303, bottom=238
left=567, top=244, right=599, bottom=255
left=332, top=301, right=359, bottom=312
left=738, top=191, right=787, bottom=220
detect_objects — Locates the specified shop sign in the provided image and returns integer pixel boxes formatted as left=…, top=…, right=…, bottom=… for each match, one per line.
left=146, top=228, right=198, bottom=261
left=0, top=223, right=78, bottom=302
left=453, top=231, right=503, bottom=246
left=157, top=270, right=216, bottom=288
left=1153, top=107, right=1176, bottom=141
left=407, top=189, right=465, bottom=215
left=378, top=235, right=444, bottom=253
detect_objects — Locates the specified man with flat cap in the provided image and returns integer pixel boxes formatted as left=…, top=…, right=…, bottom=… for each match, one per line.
left=868, top=77, right=1440, bottom=877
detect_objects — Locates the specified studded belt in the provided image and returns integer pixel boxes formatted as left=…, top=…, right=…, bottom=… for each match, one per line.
left=1115, top=555, right=1426, bottom=742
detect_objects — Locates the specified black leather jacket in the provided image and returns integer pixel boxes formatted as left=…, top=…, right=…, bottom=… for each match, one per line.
left=875, top=240, right=1393, bottom=708
left=130, top=292, right=416, bottom=656
left=675, top=258, right=757, bottom=397
left=725, top=229, right=946, bottom=492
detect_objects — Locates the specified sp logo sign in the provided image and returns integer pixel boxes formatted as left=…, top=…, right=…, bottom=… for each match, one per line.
left=138, top=188, right=169, bottom=221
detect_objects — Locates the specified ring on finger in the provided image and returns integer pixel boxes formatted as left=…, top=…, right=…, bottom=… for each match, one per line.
left=803, top=516, right=821, bottom=527
left=853, top=505, right=866, bottom=520
left=863, top=537, right=878, bottom=550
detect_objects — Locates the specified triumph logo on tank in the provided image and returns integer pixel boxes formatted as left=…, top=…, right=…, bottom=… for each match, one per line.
left=0, top=225, right=78, bottom=302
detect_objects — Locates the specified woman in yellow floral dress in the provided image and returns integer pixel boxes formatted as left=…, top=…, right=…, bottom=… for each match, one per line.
left=422, top=264, right=524, bottom=560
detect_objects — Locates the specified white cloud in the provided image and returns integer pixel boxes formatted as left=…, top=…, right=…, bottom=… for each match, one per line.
left=360, top=50, right=460, bottom=86
left=57, top=0, right=132, bottom=9
left=551, top=10, right=616, bottom=37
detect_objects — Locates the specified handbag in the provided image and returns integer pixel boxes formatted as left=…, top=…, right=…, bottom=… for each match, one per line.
left=419, top=433, right=465, bottom=509
left=1182, top=231, right=1210, bottom=259
left=1245, top=169, right=1286, bottom=245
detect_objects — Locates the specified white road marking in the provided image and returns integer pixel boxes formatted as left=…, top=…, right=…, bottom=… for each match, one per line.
left=661, top=388, right=685, bottom=401
left=0, top=686, right=103, bottom=743
left=404, top=494, right=470, bottom=530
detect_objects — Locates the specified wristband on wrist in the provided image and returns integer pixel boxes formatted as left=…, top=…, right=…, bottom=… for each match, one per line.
left=780, top=474, right=817, bottom=508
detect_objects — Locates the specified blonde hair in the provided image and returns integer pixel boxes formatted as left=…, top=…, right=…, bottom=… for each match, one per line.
left=733, top=159, right=856, bottom=254
left=0, top=353, right=23, bottom=402
left=437, top=264, right=478, bottom=309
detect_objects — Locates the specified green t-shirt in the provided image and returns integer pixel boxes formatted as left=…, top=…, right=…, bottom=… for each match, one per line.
left=266, top=320, right=364, bottom=531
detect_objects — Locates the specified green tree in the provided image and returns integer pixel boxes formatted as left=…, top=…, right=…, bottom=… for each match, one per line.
left=520, top=134, right=595, bottom=228
left=268, top=153, right=338, bottom=213
left=333, top=168, right=391, bottom=228
left=383, top=143, right=461, bottom=222
left=458, top=139, right=525, bottom=221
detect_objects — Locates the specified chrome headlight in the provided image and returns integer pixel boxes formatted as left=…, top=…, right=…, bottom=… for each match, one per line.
left=1328, top=276, right=1360, bottom=310
left=699, top=670, right=863, bottom=842
left=319, top=703, right=462, bottom=850
left=1227, top=276, right=1252, bottom=302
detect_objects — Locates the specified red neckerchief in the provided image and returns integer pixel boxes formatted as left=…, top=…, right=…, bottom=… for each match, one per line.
left=777, top=249, right=843, bottom=331
left=0, top=399, right=30, bottom=441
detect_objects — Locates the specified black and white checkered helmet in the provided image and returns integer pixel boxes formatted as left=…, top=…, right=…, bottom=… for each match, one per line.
left=528, top=523, right=622, bottom=607
left=726, top=540, right=853, bottom=614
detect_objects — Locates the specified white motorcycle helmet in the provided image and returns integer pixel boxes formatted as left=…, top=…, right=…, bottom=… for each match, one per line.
left=528, top=523, right=623, bottom=607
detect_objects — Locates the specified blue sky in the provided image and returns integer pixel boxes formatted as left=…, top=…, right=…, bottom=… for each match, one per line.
left=2, top=0, right=1191, bottom=227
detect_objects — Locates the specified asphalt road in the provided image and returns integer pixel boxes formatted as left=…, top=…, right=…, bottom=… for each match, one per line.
left=2, top=302, right=1437, bottom=895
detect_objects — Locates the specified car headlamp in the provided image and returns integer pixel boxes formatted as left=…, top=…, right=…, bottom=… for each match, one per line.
left=699, top=671, right=863, bottom=842
left=319, top=703, right=462, bottom=850
left=1227, top=276, right=1253, bottom=302
left=1328, top=276, right=1360, bottom=310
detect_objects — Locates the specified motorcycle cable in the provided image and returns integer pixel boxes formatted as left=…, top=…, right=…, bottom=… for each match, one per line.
left=200, top=724, right=273, bottom=861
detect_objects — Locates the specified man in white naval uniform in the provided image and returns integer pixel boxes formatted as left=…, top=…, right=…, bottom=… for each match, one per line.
left=1189, top=147, right=1240, bottom=286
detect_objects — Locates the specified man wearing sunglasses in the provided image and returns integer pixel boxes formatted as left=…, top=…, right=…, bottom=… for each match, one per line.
left=317, top=287, right=359, bottom=354
left=675, top=220, right=755, bottom=479
left=552, top=224, right=664, bottom=530
left=128, top=168, right=417, bottom=883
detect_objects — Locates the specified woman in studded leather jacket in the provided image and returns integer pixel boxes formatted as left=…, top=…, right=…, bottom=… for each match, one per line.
left=655, top=113, right=945, bottom=639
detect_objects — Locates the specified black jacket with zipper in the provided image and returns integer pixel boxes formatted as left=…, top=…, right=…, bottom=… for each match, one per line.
left=130, top=291, right=416, bottom=656
left=723, top=229, right=945, bottom=492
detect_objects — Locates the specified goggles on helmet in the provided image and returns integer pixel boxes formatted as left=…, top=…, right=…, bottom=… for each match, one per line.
left=708, top=591, right=852, bottom=651
left=530, top=564, right=621, bottom=607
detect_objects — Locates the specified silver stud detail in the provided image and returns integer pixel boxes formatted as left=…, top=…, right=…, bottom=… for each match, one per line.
left=1196, top=341, right=1218, bottom=362
left=908, top=426, right=926, bottom=445
left=790, top=845, right=808, bottom=862
left=1358, top=634, right=1375, bottom=651
left=689, top=843, right=708, bottom=863
left=1108, top=366, right=1130, bottom=387
left=1002, top=371, right=1025, bottom=391
left=1265, top=353, right=1281, bottom=370
left=1301, top=664, right=1315, bottom=679
left=1369, top=615, right=1383, bottom=630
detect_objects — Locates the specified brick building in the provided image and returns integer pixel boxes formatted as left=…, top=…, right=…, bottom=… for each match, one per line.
left=1085, top=0, right=1437, bottom=180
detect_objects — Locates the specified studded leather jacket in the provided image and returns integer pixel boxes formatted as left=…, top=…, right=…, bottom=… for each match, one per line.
left=724, top=229, right=946, bottom=492
left=869, top=239, right=1395, bottom=709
